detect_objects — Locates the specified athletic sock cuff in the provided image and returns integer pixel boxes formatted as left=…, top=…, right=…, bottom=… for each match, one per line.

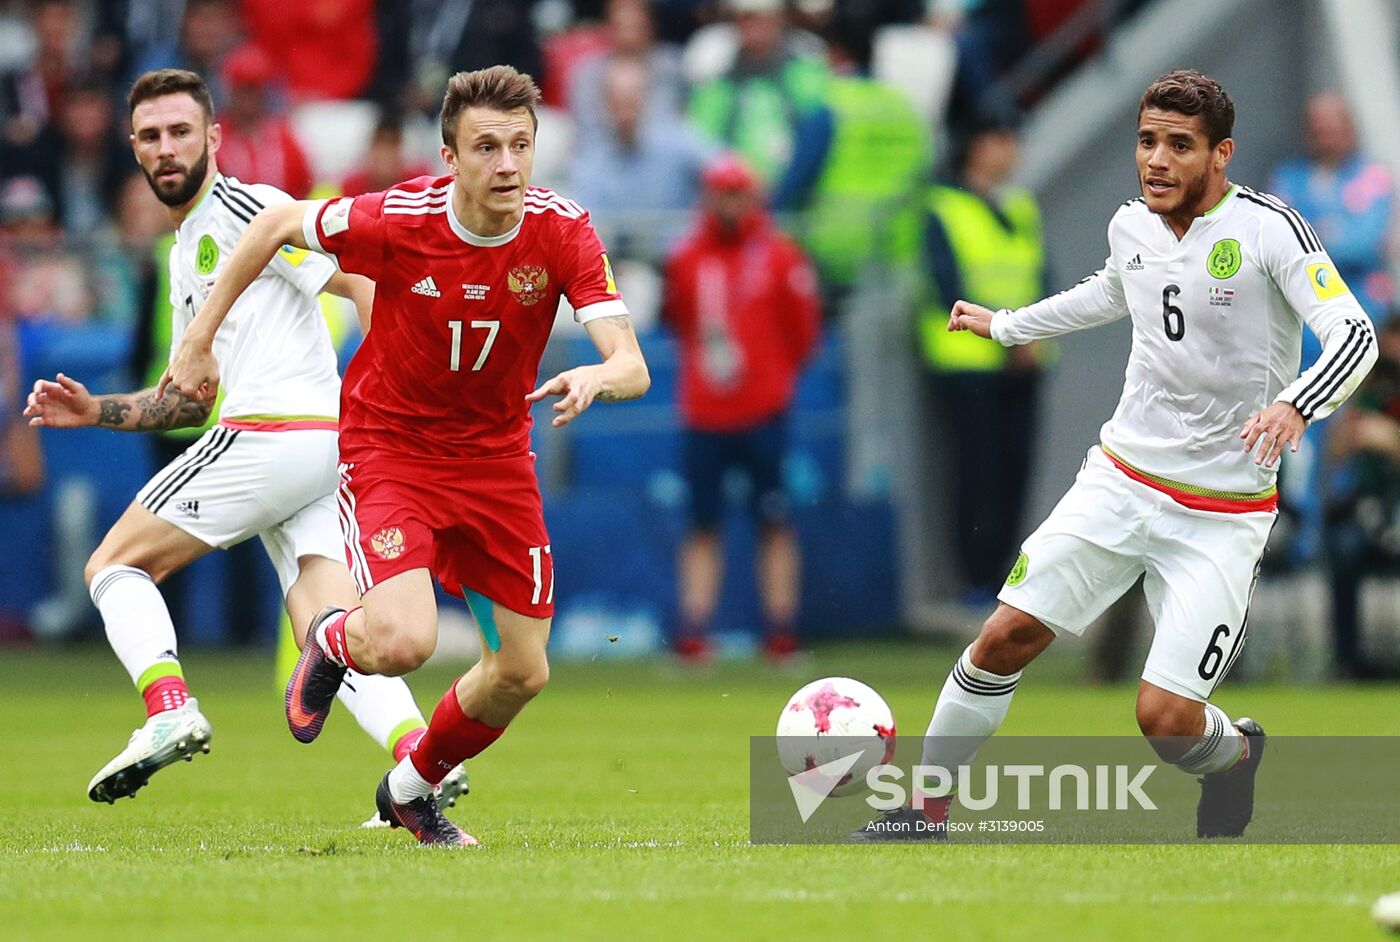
left=135, top=660, right=185, bottom=693
left=952, top=646, right=1021, bottom=697
left=1175, top=703, right=1242, bottom=774
left=89, top=564, right=153, bottom=608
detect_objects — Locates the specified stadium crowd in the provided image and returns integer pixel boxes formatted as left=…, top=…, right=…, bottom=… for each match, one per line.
left=0, top=0, right=1396, bottom=678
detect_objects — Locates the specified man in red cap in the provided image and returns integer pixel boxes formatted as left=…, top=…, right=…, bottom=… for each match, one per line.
left=663, top=155, right=821, bottom=662
left=213, top=45, right=313, bottom=198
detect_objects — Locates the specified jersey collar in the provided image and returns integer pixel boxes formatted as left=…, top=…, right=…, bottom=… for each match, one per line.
left=445, top=182, right=523, bottom=247
left=177, top=172, right=221, bottom=232
left=1202, top=183, right=1238, bottom=217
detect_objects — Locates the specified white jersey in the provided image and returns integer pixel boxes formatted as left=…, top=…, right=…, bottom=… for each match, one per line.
left=168, top=174, right=341, bottom=422
left=991, top=183, right=1377, bottom=496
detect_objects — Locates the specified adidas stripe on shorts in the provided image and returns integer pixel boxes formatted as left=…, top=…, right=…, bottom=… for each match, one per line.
left=135, top=425, right=344, bottom=594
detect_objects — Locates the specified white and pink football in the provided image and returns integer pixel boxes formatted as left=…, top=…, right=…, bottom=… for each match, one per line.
left=776, top=677, right=896, bottom=797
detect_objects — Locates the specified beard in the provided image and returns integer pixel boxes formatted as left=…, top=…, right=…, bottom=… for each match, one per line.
left=1144, top=166, right=1211, bottom=217
left=143, top=147, right=210, bottom=207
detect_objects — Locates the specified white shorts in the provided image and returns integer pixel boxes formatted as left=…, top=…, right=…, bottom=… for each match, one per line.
left=135, top=426, right=343, bottom=595
left=998, top=447, right=1275, bottom=701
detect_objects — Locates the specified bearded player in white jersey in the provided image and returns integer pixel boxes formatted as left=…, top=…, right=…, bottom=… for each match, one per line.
left=24, top=69, right=465, bottom=817
left=861, top=70, right=1377, bottom=841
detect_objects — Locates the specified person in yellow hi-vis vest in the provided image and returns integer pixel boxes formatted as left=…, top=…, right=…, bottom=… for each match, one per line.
left=918, top=112, right=1050, bottom=605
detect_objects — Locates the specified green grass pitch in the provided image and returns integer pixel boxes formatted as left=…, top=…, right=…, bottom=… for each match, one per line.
left=0, top=641, right=1395, bottom=941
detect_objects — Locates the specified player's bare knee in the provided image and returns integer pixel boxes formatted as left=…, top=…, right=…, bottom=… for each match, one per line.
left=83, top=549, right=150, bottom=586
left=488, top=659, right=550, bottom=702
left=969, top=606, right=1053, bottom=675
left=367, top=624, right=435, bottom=675
left=1135, top=692, right=1204, bottom=752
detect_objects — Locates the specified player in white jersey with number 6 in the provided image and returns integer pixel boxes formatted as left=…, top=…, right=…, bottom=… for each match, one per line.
left=24, top=69, right=465, bottom=818
left=858, top=70, right=1377, bottom=842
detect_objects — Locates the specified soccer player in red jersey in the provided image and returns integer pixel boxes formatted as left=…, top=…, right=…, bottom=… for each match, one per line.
left=161, top=66, right=651, bottom=846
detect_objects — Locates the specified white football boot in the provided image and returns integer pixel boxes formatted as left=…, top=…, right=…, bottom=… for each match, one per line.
left=87, top=699, right=213, bottom=803
left=361, top=762, right=469, bottom=828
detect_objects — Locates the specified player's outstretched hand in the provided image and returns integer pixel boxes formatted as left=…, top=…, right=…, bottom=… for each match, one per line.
left=158, top=341, right=219, bottom=405
left=527, top=366, right=604, bottom=428
left=1240, top=401, right=1305, bottom=468
left=23, top=373, right=97, bottom=428
left=948, top=299, right=996, bottom=338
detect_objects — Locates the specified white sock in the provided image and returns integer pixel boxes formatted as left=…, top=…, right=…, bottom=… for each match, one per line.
left=387, top=754, right=436, bottom=803
left=90, top=564, right=180, bottom=686
left=920, top=645, right=1022, bottom=790
left=1174, top=703, right=1245, bottom=775
left=337, top=670, right=426, bottom=753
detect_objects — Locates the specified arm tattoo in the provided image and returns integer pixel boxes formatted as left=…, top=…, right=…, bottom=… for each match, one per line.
left=134, top=388, right=211, bottom=430
left=591, top=314, right=633, bottom=332
left=96, top=398, right=132, bottom=427
left=595, top=389, right=624, bottom=403
left=95, top=390, right=209, bottom=431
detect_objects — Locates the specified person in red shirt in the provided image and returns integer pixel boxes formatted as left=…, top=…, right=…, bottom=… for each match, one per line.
left=339, top=114, right=432, bottom=198
left=663, top=155, right=821, bottom=664
left=162, top=66, right=650, bottom=846
left=212, top=45, right=314, bottom=198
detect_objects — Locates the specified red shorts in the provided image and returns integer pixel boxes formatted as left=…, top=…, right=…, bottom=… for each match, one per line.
left=335, top=453, right=555, bottom=618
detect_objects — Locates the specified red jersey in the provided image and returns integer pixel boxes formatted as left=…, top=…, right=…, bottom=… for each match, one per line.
left=665, top=212, right=821, bottom=432
left=304, top=176, right=627, bottom=460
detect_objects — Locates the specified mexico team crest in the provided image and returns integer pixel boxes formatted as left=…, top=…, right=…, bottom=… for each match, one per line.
left=507, top=265, right=549, bottom=306
left=196, top=235, right=219, bottom=275
left=1206, top=239, right=1241, bottom=279
left=369, top=527, right=406, bottom=560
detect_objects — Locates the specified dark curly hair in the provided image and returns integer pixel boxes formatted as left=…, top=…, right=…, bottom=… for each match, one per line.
left=1139, top=70, right=1235, bottom=145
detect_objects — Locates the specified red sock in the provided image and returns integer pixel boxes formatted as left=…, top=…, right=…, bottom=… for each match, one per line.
left=322, top=607, right=363, bottom=672
left=392, top=726, right=427, bottom=764
left=912, top=791, right=953, bottom=825
left=408, top=685, right=506, bottom=785
left=143, top=676, right=189, bottom=717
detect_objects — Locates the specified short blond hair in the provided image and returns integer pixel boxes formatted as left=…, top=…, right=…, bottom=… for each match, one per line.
left=440, top=65, right=542, bottom=148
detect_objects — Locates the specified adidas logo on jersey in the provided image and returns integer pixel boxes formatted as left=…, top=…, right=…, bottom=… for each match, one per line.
left=411, top=276, right=441, bottom=298
left=175, top=500, right=200, bottom=520
left=1125, top=254, right=1145, bottom=272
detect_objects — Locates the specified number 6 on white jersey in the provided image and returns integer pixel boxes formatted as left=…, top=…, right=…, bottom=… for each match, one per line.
left=448, top=319, right=500, bottom=372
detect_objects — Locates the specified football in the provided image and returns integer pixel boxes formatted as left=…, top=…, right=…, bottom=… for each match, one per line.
left=775, top=677, right=897, bottom=797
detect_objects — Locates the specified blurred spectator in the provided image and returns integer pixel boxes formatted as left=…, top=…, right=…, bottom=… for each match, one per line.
left=663, top=156, right=821, bottom=663
left=0, top=175, right=93, bottom=322
left=240, top=0, right=376, bottom=101
left=927, top=0, right=1032, bottom=134
left=98, top=172, right=172, bottom=330
left=918, top=113, right=1048, bottom=604
left=0, top=0, right=84, bottom=193
left=687, top=0, right=831, bottom=185
left=213, top=45, right=314, bottom=198
left=0, top=306, right=42, bottom=496
left=55, top=81, right=129, bottom=236
left=340, top=114, right=433, bottom=197
left=130, top=0, right=240, bottom=105
left=772, top=73, right=928, bottom=295
left=375, top=0, right=541, bottom=115
left=567, top=0, right=686, bottom=139
left=1271, top=92, right=1395, bottom=323
left=569, top=57, right=713, bottom=223
left=94, top=0, right=188, bottom=83
left=1323, top=311, right=1400, bottom=680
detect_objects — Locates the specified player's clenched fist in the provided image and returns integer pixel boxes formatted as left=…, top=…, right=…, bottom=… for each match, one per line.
left=24, top=373, right=98, bottom=428
left=948, top=299, right=996, bottom=338
left=527, top=366, right=606, bottom=428
left=158, top=340, right=220, bottom=404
